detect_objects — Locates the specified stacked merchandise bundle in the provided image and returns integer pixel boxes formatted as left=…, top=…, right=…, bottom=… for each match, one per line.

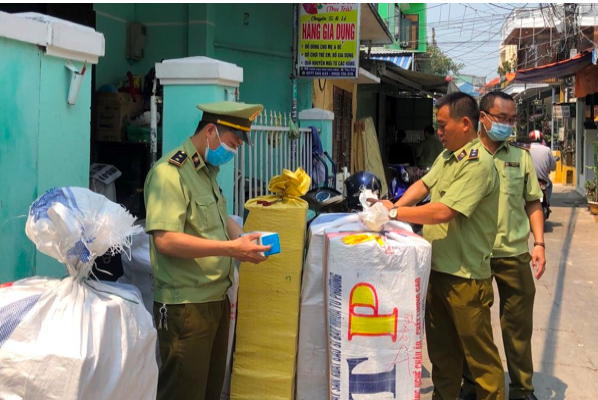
left=231, top=169, right=310, bottom=400
left=0, top=187, right=158, bottom=400
left=297, top=207, right=431, bottom=399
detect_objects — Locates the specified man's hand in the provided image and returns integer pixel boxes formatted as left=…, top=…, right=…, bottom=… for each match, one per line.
left=230, top=233, right=271, bottom=264
left=531, top=245, right=546, bottom=279
left=367, top=198, right=395, bottom=210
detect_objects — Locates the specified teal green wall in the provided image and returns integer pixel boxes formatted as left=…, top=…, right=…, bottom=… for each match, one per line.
left=0, top=38, right=40, bottom=283
left=377, top=3, right=427, bottom=53
left=162, top=85, right=224, bottom=153
left=94, top=4, right=312, bottom=114
left=94, top=4, right=136, bottom=89
left=402, top=3, right=427, bottom=53
left=36, top=57, right=93, bottom=277
left=0, top=37, right=92, bottom=282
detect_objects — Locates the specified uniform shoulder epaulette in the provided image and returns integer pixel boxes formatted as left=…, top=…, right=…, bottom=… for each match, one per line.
left=168, top=150, right=188, bottom=167
left=468, top=148, right=479, bottom=160
left=510, top=141, right=530, bottom=151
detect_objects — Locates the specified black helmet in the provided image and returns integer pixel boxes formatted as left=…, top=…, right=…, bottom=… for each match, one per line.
left=344, top=171, right=382, bottom=212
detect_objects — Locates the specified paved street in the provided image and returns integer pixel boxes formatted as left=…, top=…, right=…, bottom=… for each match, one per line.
left=421, top=184, right=598, bottom=400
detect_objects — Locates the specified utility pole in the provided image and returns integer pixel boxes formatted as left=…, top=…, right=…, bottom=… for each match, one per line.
left=563, top=3, right=578, bottom=59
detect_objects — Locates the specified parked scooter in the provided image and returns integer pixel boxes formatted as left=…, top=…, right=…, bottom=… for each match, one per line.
left=302, top=151, right=344, bottom=220
left=386, top=164, right=431, bottom=204
left=386, top=164, right=431, bottom=233
left=538, top=179, right=551, bottom=221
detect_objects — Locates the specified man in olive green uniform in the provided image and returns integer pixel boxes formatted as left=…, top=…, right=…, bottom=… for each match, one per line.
left=376, top=93, right=505, bottom=399
left=460, top=92, right=546, bottom=400
left=144, top=102, right=271, bottom=400
left=416, top=125, right=444, bottom=168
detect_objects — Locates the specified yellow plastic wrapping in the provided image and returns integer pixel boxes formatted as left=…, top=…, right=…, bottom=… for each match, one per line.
left=231, top=168, right=310, bottom=400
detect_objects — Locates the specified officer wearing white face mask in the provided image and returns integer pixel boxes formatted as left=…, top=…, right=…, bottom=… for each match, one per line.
left=144, top=101, right=271, bottom=400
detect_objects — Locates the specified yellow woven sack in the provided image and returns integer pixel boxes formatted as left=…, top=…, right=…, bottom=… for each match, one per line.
left=231, top=168, right=310, bottom=400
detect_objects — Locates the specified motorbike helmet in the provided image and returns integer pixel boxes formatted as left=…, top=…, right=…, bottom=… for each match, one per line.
left=528, top=130, right=543, bottom=142
left=344, top=171, right=382, bottom=212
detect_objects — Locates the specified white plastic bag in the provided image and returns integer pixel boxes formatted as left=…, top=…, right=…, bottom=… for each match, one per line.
left=0, top=187, right=158, bottom=400
left=357, top=189, right=389, bottom=231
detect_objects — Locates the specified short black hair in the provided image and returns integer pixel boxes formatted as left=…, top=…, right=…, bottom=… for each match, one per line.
left=435, top=92, right=480, bottom=130
left=195, top=120, right=227, bottom=135
left=479, top=91, right=515, bottom=113
left=423, top=125, right=435, bottom=135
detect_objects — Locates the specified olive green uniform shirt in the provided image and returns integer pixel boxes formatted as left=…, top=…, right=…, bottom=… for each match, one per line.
left=491, top=141, right=542, bottom=258
left=416, top=135, right=444, bottom=168
left=421, top=138, right=499, bottom=280
left=144, top=138, right=232, bottom=304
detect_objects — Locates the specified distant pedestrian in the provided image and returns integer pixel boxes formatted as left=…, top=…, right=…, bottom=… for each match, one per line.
left=529, top=130, right=557, bottom=202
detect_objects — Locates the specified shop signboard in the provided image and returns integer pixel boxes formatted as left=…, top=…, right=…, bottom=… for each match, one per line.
left=298, top=4, right=360, bottom=79
left=554, top=104, right=573, bottom=119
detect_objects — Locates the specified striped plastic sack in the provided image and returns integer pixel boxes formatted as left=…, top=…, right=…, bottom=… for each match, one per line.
left=0, top=187, right=158, bottom=400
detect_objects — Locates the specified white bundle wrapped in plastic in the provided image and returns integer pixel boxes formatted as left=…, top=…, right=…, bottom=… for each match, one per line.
left=325, top=229, right=431, bottom=400
left=0, top=187, right=158, bottom=400
left=297, top=190, right=432, bottom=400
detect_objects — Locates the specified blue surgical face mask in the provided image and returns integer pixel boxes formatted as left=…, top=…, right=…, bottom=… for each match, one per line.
left=205, top=127, right=237, bottom=166
left=481, top=116, right=513, bottom=142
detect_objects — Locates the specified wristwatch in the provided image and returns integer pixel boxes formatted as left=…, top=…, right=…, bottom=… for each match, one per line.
left=389, top=206, right=399, bottom=220
left=533, top=242, right=545, bottom=248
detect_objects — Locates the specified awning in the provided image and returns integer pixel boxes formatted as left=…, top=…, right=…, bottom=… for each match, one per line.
left=576, top=64, right=598, bottom=98
left=356, top=67, right=380, bottom=84
left=514, top=50, right=592, bottom=83
left=380, top=63, right=460, bottom=95
left=370, top=55, right=412, bottom=70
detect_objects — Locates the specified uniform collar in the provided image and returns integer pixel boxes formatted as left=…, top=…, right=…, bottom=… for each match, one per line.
left=183, top=137, right=208, bottom=172
left=495, top=140, right=510, bottom=154
left=443, top=137, right=480, bottom=162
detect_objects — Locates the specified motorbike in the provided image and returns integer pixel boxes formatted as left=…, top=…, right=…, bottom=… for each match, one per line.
left=386, top=164, right=431, bottom=233
left=386, top=164, right=431, bottom=204
left=302, top=151, right=344, bottom=223
left=538, top=179, right=551, bottom=221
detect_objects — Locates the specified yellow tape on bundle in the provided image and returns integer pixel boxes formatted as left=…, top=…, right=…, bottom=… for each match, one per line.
left=231, top=168, right=310, bottom=400
left=341, top=233, right=385, bottom=247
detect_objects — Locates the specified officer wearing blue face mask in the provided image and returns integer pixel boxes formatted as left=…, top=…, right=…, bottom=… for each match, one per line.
left=460, top=92, right=545, bottom=400
left=144, top=101, right=271, bottom=400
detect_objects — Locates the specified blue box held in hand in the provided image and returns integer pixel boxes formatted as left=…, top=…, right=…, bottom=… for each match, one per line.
left=242, top=232, right=281, bottom=257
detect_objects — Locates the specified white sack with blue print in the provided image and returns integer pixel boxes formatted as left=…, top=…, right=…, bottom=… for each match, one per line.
left=0, top=187, right=158, bottom=400
left=324, top=229, right=431, bottom=400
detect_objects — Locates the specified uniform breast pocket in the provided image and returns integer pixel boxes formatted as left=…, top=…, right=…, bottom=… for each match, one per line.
left=501, top=166, right=525, bottom=195
left=192, top=194, right=221, bottom=235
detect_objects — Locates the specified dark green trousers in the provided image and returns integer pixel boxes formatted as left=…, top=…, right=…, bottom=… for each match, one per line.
left=154, top=298, right=231, bottom=400
left=463, top=253, right=536, bottom=399
left=426, top=270, right=505, bottom=400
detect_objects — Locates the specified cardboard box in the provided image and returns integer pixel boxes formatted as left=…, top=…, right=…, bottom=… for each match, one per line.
left=94, top=93, right=144, bottom=142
